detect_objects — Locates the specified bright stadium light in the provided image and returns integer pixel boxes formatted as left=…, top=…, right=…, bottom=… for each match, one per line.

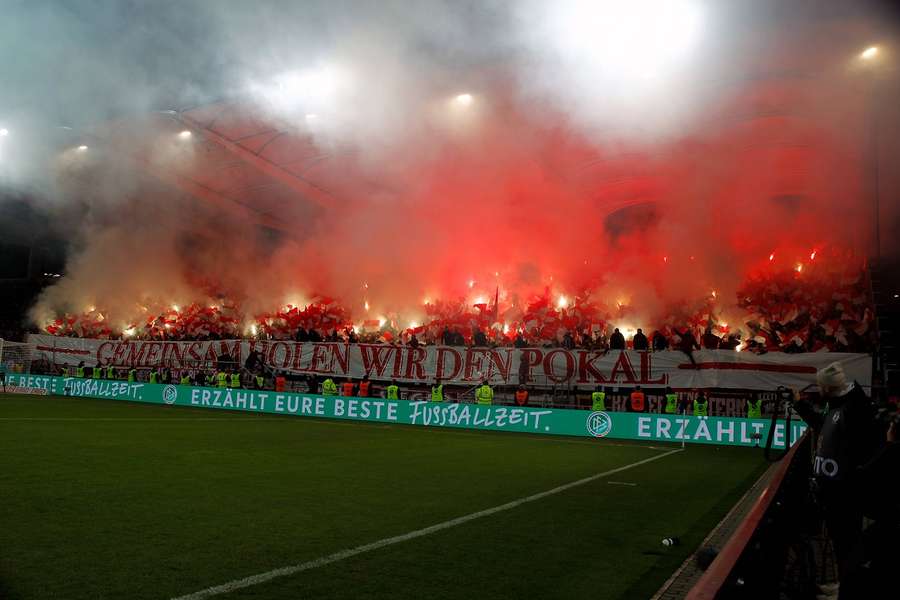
left=178, top=130, right=192, bottom=139
left=305, top=113, right=318, bottom=122
left=861, top=46, right=879, bottom=60
left=77, top=145, right=88, bottom=151
left=455, top=93, right=473, bottom=106
left=542, top=0, right=702, bottom=79
left=0, top=128, right=8, bottom=136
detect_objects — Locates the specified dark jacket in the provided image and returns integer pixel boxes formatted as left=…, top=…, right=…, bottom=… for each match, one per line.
left=609, top=331, right=626, bottom=350
left=632, top=332, right=648, bottom=351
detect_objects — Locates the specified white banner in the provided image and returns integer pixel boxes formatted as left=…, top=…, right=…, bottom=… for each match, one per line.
left=28, top=335, right=871, bottom=391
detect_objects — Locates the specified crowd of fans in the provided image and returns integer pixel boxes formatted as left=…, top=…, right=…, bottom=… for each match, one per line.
left=39, top=262, right=874, bottom=354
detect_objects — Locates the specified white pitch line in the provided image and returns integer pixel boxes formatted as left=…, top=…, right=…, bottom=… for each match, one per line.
left=170, top=448, right=683, bottom=600
left=607, top=481, right=638, bottom=486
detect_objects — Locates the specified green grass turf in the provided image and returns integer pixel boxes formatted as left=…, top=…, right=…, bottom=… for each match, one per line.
left=0, top=394, right=767, bottom=600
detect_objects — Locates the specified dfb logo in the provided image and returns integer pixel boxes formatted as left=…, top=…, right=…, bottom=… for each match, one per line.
left=162, top=385, right=178, bottom=405
left=586, top=411, right=613, bottom=438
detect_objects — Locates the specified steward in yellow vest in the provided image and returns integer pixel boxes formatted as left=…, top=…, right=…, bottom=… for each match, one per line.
left=591, top=387, right=606, bottom=411
left=747, top=397, right=762, bottom=418
left=322, top=378, right=338, bottom=396
left=475, top=381, right=493, bottom=405
left=431, top=381, right=444, bottom=402
left=693, top=392, right=709, bottom=416
left=386, top=381, right=399, bottom=400
left=664, top=387, right=679, bottom=414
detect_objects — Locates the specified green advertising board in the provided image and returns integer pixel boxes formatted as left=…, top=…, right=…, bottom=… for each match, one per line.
left=5, top=374, right=805, bottom=448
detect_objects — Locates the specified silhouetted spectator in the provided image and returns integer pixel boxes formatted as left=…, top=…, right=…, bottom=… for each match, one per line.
left=514, top=332, right=527, bottom=348
left=295, top=327, right=308, bottom=342
left=679, top=329, right=699, bottom=366
left=473, top=328, right=488, bottom=347
left=719, top=334, right=740, bottom=350
left=632, top=328, right=648, bottom=351
left=244, top=349, right=262, bottom=371
left=609, top=328, right=626, bottom=350
left=652, top=330, right=669, bottom=351
left=701, top=328, right=721, bottom=349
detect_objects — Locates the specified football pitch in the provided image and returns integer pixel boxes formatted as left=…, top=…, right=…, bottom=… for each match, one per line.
left=0, top=394, right=766, bottom=599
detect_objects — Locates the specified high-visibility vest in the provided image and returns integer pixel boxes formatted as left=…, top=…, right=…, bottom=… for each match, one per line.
left=275, top=376, right=286, bottom=392
left=61, top=366, right=70, bottom=377
left=106, top=366, right=115, bottom=379
left=431, top=384, right=443, bottom=402
left=342, top=382, right=354, bottom=396
left=386, top=385, right=399, bottom=399
left=665, top=393, right=679, bottom=414
left=475, top=385, right=493, bottom=405
left=216, top=372, right=227, bottom=388
left=180, top=375, right=191, bottom=385
left=694, top=398, right=709, bottom=416
left=322, top=379, right=338, bottom=395
left=747, top=398, right=762, bottom=418
left=255, top=375, right=264, bottom=389
left=149, top=371, right=159, bottom=384
left=128, top=369, right=136, bottom=382
left=358, top=381, right=370, bottom=397
left=630, top=391, right=645, bottom=412
left=515, top=389, right=529, bottom=406
left=92, top=366, right=102, bottom=379
left=230, top=373, right=241, bottom=388
left=76, top=366, right=85, bottom=378
left=205, top=374, right=215, bottom=387
left=591, top=392, right=606, bottom=411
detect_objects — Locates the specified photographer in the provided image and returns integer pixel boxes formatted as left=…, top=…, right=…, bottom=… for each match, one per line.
left=791, top=362, right=885, bottom=599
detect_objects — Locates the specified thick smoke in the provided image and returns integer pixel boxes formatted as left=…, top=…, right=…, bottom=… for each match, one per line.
left=0, top=1, right=897, bottom=334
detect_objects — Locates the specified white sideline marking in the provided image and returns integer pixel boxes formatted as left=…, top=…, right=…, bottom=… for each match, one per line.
left=170, top=448, right=683, bottom=600
left=607, top=481, right=638, bottom=486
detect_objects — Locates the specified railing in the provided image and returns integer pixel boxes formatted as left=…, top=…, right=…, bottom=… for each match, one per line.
left=686, top=433, right=820, bottom=599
